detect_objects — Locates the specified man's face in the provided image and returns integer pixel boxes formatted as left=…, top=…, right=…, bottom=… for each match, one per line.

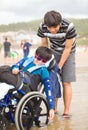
left=47, top=25, right=60, bottom=34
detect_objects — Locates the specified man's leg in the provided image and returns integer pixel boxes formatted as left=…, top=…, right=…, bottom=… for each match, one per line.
left=55, top=98, right=59, bottom=113
left=62, top=82, right=72, bottom=115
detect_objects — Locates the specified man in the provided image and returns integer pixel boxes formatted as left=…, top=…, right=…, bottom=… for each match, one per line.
left=21, top=40, right=32, bottom=58
left=37, top=10, right=77, bottom=118
left=3, top=37, right=11, bottom=58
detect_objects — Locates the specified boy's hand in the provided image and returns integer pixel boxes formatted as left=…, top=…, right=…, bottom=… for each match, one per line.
left=48, top=109, right=55, bottom=120
left=12, top=68, right=19, bottom=75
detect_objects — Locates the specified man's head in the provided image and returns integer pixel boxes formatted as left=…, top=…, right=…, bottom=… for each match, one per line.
left=5, top=37, right=8, bottom=41
left=34, top=46, right=52, bottom=65
left=44, top=10, right=62, bottom=34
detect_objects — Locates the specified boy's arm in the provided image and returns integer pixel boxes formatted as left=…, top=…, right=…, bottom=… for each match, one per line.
left=42, top=77, right=55, bottom=120
left=42, top=77, right=55, bottom=109
left=11, top=58, right=25, bottom=74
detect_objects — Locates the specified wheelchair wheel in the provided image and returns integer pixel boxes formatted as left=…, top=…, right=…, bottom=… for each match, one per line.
left=0, top=108, right=8, bottom=130
left=15, top=92, right=49, bottom=130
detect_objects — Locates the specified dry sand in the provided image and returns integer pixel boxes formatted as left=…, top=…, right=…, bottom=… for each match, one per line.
left=76, top=47, right=88, bottom=67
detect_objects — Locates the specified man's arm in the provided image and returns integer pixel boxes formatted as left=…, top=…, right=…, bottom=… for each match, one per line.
left=42, top=37, right=48, bottom=47
left=59, top=38, right=75, bottom=69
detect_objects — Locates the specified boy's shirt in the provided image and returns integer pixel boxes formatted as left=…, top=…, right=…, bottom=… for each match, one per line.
left=12, top=57, right=49, bottom=80
left=23, top=62, right=50, bottom=80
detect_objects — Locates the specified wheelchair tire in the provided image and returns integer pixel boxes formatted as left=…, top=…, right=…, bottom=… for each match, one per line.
left=15, top=91, right=49, bottom=130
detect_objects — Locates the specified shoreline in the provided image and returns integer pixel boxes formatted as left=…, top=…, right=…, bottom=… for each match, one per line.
left=0, top=47, right=88, bottom=67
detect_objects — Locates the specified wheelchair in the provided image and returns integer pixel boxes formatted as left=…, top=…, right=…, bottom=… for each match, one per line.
left=0, top=80, right=49, bottom=130
left=14, top=58, right=58, bottom=130
left=0, top=58, right=58, bottom=130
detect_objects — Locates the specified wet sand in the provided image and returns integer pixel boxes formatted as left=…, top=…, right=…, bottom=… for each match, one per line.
left=0, top=47, right=88, bottom=130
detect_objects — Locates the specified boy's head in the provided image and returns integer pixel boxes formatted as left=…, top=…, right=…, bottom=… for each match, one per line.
left=44, top=10, right=62, bottom=34
left=44, top=10, right=62, bottom=27
left=34, top=46, right=52, bottom=64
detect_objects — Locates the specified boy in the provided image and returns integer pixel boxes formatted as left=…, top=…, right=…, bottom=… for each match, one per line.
left=11, top=46, right=55, bottom=120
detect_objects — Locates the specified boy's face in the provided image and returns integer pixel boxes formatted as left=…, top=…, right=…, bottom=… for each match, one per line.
left=34, top=55, right=48, bottom=65
left=47, top=24, right=60, bottom=34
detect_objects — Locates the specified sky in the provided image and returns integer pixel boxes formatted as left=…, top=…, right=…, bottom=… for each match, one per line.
left=0, top=0, right=88, bottom=25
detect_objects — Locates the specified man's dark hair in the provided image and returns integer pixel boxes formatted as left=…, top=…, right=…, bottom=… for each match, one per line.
left=44, top=10, right=62, bottom=27
left=5, top=37, right=8, bottom=41
left=35, top=46, right=52, bottom=61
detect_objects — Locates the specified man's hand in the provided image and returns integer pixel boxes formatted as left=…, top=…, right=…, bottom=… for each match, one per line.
left=48, top=109, right=55, bottom=120
left=12, top=68, right=19, bottom=75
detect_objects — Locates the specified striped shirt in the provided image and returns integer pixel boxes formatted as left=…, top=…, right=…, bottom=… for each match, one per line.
left=37, top=18, right=77, bottom=53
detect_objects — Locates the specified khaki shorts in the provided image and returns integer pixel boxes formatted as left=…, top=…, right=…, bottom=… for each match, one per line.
left=52, top=51, right=76, bottom=82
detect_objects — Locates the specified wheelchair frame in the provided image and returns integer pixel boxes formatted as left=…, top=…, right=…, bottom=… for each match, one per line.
left=0, top=83, right=49, bottom=130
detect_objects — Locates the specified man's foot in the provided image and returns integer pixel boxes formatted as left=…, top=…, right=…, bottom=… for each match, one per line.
left=54, top=111, right=59, bottom=114
left=61, top=114, right=72, bottom=119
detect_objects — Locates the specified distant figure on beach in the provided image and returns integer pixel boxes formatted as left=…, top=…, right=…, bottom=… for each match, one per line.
left=3, top=37, right=11, bottom=58
left=21, top=40, right=32, bottom=58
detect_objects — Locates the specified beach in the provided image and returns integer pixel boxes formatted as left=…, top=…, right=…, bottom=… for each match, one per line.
left=0, top=46, right=88, bottom=67
left=76, top=47, right=88, bottom=67
left=0, top=47, right=88, bottom=130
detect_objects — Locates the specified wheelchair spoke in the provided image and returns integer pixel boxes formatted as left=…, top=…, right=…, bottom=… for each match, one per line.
left=26, top=117, right=34, bottom=130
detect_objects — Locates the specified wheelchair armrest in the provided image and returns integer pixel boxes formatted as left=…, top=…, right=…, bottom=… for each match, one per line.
left=47, top=59, right=56, bottom=71
left=8, top=88, right=17, bottom=94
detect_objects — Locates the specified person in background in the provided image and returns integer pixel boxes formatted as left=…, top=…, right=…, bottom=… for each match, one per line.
left=3, top=37, right=11, bottom=58
left=37, top=10, right=77, bottom=118
left=21, top=39, right=32, bottom=58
